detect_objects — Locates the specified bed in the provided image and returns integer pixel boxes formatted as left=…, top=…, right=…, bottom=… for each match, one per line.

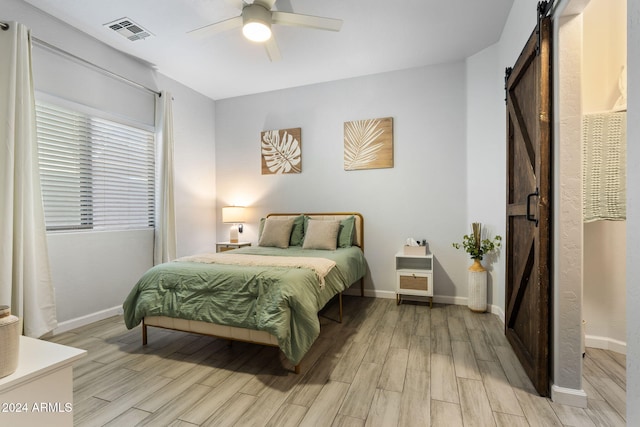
left=123, top=212, right=366, bottom=373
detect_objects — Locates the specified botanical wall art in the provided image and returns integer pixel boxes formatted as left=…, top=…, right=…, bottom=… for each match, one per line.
left=261, top=128, right=302, bottom=174
left=344, top=117, right=394, bottom=170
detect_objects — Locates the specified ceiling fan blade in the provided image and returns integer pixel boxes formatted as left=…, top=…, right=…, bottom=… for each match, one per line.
left=187, top=16, right=242, bottom=38
left=272, top=11, right=343, bottom=32
left=264, top=36, right=281, bottom=61
left=224, top=0, right=246, bottom=10
left=274, top=0, right=293, bottom=12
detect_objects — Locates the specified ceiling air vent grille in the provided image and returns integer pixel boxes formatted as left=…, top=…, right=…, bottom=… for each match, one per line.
left=104, top=18, right=153, bottom=41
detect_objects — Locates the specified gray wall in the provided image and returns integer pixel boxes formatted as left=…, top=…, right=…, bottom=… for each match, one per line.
left=215, top=62, right=471, bottom=301
left=4, top=0, right=217, bottom=329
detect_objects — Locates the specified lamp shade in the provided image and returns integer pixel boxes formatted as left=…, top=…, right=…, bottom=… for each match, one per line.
left=222, top=206, right=245, bottom=224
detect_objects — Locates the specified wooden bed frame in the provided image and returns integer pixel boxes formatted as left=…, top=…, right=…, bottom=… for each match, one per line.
left=142, top=212, right=364, bottom=374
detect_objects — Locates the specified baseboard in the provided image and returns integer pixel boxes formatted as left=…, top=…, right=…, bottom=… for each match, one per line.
left=489, top=304, right=505, bottom=323
left=585, top=334, right=627, bottom=355
left=427, top=295, right=457, bottom=305
left=551, top=383, right=588, bottom=408
left=54, top=305, right=124, bottom=335
left=343, top=287, right=496, bottom=312
left=342, top=288, right=396, bottom=298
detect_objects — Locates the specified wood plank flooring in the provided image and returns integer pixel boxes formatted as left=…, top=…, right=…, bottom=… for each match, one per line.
left=46, top=296, right=626, bottom=426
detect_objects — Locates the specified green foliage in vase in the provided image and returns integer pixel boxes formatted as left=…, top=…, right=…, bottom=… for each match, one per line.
left=452, top=222, right=502, bottom=260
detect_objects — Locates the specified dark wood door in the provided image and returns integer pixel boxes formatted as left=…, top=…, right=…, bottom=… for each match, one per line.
left=505, top=13, right=552, bottom=397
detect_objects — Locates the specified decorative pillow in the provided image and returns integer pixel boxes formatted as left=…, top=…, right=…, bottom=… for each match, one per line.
left=258, top=218, right=295, bottom=248
left=338, top=216, right=356, bottom=248
left=289, top=215, right=305, bottom=246
left=302, top=220, right=340, bottom=250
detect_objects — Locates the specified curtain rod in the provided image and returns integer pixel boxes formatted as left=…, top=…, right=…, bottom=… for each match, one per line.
left=1, top=20, right=160, bottom=97
left=32, top=36, right=161, bottom=97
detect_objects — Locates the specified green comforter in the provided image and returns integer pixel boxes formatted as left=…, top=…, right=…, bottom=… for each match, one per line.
left=123, top=246, right=366, bottom=364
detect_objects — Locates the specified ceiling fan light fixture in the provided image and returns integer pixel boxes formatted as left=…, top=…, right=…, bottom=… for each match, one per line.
left=242, top=4, right=272, bottom=42
left=243, top=21, right=271, bottom=42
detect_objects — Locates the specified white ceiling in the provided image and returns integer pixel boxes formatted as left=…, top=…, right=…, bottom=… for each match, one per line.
left=22, top=0, right=515, bottom=100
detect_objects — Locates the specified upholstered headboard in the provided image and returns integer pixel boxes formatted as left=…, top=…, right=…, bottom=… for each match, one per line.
left=266, top=212, right=364, bottom=251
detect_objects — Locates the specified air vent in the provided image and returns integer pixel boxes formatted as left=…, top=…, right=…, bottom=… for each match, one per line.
left=104, top=18, right=153, bottom=41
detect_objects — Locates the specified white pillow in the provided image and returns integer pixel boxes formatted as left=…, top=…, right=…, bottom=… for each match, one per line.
left=258, top=218, right=294, bottom=248
left=302, top=220, right=340, bottom=250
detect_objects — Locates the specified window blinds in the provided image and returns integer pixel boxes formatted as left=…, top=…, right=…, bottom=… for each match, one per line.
left=36, top=101, right=155, bottom=231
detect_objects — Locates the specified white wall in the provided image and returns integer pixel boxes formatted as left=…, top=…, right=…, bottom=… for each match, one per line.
left=215, top=63, right=470, bottom=301
left=465, top=43, right=505, bottom=312
left=554, top=8, right=586, bottom=399
left=583, top=0, right=627, bottom=111
left=465, top=0, right=548, bottom=317
left=464, top=0, right=542, bottom=315
left=582, top=0, right=627, bottom=352
left=4, top=0, right=216, bottom=328
left=156, top=74, right=217, bottom=258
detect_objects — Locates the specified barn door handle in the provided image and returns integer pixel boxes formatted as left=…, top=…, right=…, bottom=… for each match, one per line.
left=526, top=189, right=539, bottom=226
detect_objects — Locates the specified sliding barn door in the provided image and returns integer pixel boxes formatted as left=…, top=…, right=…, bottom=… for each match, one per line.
left=504, top=10, right=552, bottom=397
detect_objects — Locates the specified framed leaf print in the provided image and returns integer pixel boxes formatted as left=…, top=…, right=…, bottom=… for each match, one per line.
left=344, top=117, right=394, bottom=170
left=261, top=128, right=302, bottom=174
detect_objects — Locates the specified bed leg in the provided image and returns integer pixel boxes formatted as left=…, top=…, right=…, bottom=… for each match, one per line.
left=339, top=292, right=343, bottom=323
left=360, top=278, right=364, bottom=297
left=294, top=364, right=301, bottom=374
left=142, top=320, right=148, bottom=345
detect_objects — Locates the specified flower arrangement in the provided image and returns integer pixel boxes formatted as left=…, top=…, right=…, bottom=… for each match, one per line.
left=452, top=222, right=502, bottom=261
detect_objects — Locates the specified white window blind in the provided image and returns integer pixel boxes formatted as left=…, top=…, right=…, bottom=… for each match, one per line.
left=36, top=101, right=155, bottom=231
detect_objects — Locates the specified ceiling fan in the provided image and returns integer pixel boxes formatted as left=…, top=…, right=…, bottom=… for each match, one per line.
left=188, top=0, right=343, bottom=61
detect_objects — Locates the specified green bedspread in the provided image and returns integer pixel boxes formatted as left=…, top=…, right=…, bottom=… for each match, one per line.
left=123, top=246, right=366, bottom=364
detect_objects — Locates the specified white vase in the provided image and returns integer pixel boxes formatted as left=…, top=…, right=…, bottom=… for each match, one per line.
left=468, top=259, right=487, bottom=312
left=0, top=305, right=20, bottom=378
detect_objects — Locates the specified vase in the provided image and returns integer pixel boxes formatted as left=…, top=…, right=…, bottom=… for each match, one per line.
left=468, top=259, right=487, bottom=312
left=0, top=305, right=20, bottom=378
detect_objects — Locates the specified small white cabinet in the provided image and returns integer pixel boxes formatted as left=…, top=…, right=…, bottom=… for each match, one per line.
left=0, top=336, right=86, bottom=427
left=395, top=251, right=434, bottom=307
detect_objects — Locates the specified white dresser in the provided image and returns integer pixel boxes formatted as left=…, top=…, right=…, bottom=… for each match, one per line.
left=0, top=336, right=86, bottom=427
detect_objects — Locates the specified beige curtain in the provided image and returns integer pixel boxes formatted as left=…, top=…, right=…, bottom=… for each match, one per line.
left=0, top=22, right=57, bottom=337
left=154, top=91, right=177, bottom=264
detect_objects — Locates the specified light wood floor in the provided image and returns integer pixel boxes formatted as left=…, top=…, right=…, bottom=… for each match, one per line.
left=47, top=296, right=626, bottom=426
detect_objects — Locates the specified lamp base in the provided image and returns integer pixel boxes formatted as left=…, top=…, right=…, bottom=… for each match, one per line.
left=229, top=225, right=239, bottom=243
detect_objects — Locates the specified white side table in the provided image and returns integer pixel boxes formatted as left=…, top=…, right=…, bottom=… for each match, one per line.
left=216, top=242, right=251, bottom=252
left=395, top=251, right=434, bottom=307
left=0, top=336, right=86, bottom=427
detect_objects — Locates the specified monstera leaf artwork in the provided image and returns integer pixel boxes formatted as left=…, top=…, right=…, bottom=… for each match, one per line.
left=344, top=117, right=394, bottom=170
left=261, top=128, right=302, bottom=174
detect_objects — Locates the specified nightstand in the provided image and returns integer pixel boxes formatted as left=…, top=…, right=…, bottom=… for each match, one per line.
left=216, top=242, right=251, bottom=252
left=396, top=251, right=434, bottom=307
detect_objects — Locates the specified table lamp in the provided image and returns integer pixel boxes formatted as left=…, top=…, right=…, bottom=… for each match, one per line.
left=222, top=206, right=245, bottom=243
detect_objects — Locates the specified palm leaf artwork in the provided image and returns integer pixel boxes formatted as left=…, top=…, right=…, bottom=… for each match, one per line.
left=344, top=117, right=393, bottom=170
left=261, top=128, right=301, bottom=174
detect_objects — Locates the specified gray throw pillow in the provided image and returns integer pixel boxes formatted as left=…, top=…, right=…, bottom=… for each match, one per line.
left=258, top=218, right=295, bottom=248
left=302, top=220, right=340, bottom=250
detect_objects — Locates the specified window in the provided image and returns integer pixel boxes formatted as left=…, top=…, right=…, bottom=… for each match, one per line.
left=36, top=101, right=155, bottom=231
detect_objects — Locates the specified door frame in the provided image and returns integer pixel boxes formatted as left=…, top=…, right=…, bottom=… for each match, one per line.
left=548, top=0, right=589, bottom=407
